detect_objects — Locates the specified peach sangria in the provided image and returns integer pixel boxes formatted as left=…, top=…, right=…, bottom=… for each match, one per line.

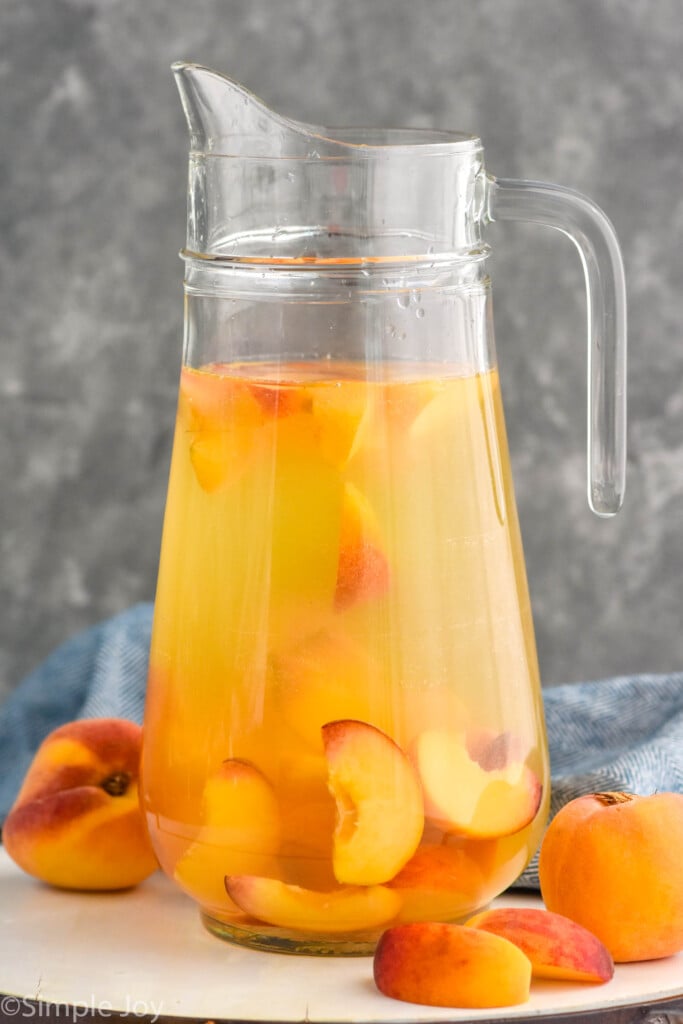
left=142, top=359, right=549, bottom=953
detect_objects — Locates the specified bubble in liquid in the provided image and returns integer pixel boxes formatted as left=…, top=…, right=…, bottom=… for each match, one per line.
left=397, top=293, right=410, bottom=309
left=416, top=307, right=425, bottom=319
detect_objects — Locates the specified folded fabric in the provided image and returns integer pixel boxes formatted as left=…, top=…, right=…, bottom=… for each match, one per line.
left=1, top=603, right=681, bottom=891
left=0, top=604, right=153, bottom=822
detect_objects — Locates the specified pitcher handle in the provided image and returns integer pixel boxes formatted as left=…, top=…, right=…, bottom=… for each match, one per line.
left=488, top=177, right=627, bottom=517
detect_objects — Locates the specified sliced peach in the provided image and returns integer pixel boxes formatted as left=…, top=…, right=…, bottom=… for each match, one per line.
left=348, top=378, right=443, bottom=469
left=387, top=843, right=485, bottom=923
left=276, top=750, right=337, bottom=889
left=453, top=830, right=538, bottom=902
left=225, top=875, right=401, bottom=933
left=406, top=372, right=508, bottom=535
left=247, top=380, right=312, bottom=418
left=273, top=630, right=388, bottom=750
left=414, top=729, right=542, bottom=839
left=174, top=759, right=281, bottom=912
left=334, top=482, right=390, bottom=610
left=466, top=907, right=614, bottom=983
left=399, top=684, right=470, bottom=750
left=311, top=379, right=369, bottom=466
left=267, top=432, right=345, bottom=616
left=277, top=819, right=337, bottom=891
left=322, top=720, right=423, bottom=885
left=467, top=727, right=529, bottom=769
left=373, top=921, right=532, bottom=1009
left=380, top=378, right=446, bottom=429
left=178, top=366, right=266, bottom=493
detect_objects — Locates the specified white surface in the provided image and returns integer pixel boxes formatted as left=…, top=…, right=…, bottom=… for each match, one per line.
left=0, top=850, right=681, bottom=1022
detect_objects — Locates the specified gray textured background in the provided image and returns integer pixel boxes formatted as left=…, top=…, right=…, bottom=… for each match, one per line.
left=2, top=0, right=682, bottom=700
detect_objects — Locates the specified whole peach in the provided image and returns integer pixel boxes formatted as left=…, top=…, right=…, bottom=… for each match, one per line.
left=3, top=718, right=158, bottom=890
left=539, top=791, right=683, bottom=962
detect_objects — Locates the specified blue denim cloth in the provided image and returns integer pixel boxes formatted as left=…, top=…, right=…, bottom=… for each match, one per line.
left=1, top=602, right=682, bottom=889
left=0, top=604, right=154, bottom=822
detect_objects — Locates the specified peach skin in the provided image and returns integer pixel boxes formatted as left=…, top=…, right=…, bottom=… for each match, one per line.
left=539, top=790, right=683, bottom=962
left=466, top=907, right=614, bottom=982
left=334, top=482, right=390, bottom=610
left=322, top=719, right=424, bottom=885
left=373, top=921, right=532, bottom=1009
left=3, top=718, right=158, bottom=890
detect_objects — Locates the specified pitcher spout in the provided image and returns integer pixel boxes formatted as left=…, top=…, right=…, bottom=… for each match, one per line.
left=172, top=62, right=486, bottom=261
left=172, top=61, right=327, bottom=158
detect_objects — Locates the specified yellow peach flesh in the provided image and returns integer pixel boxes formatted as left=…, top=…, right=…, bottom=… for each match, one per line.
left=273, top=631, right=388, bottom=751
left=179, top=367, right=266, bottom=493
left=310, top=381, right=368, bottom=466
left=322, top=719, right=424, bottom=886
left=174, top=759, right=281, bottom=912
left=387, top=844, right=485, bottom=923
left=225, top=875, right=401, bottom=933
left=414, top=729, right=542, bottom=838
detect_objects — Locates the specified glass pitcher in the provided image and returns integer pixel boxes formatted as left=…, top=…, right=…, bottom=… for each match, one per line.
left=141, top=63, right=627, bottom=955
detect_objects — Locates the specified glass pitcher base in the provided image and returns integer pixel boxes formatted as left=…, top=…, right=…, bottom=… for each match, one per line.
left=200, top=910, right=384, bottom=956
